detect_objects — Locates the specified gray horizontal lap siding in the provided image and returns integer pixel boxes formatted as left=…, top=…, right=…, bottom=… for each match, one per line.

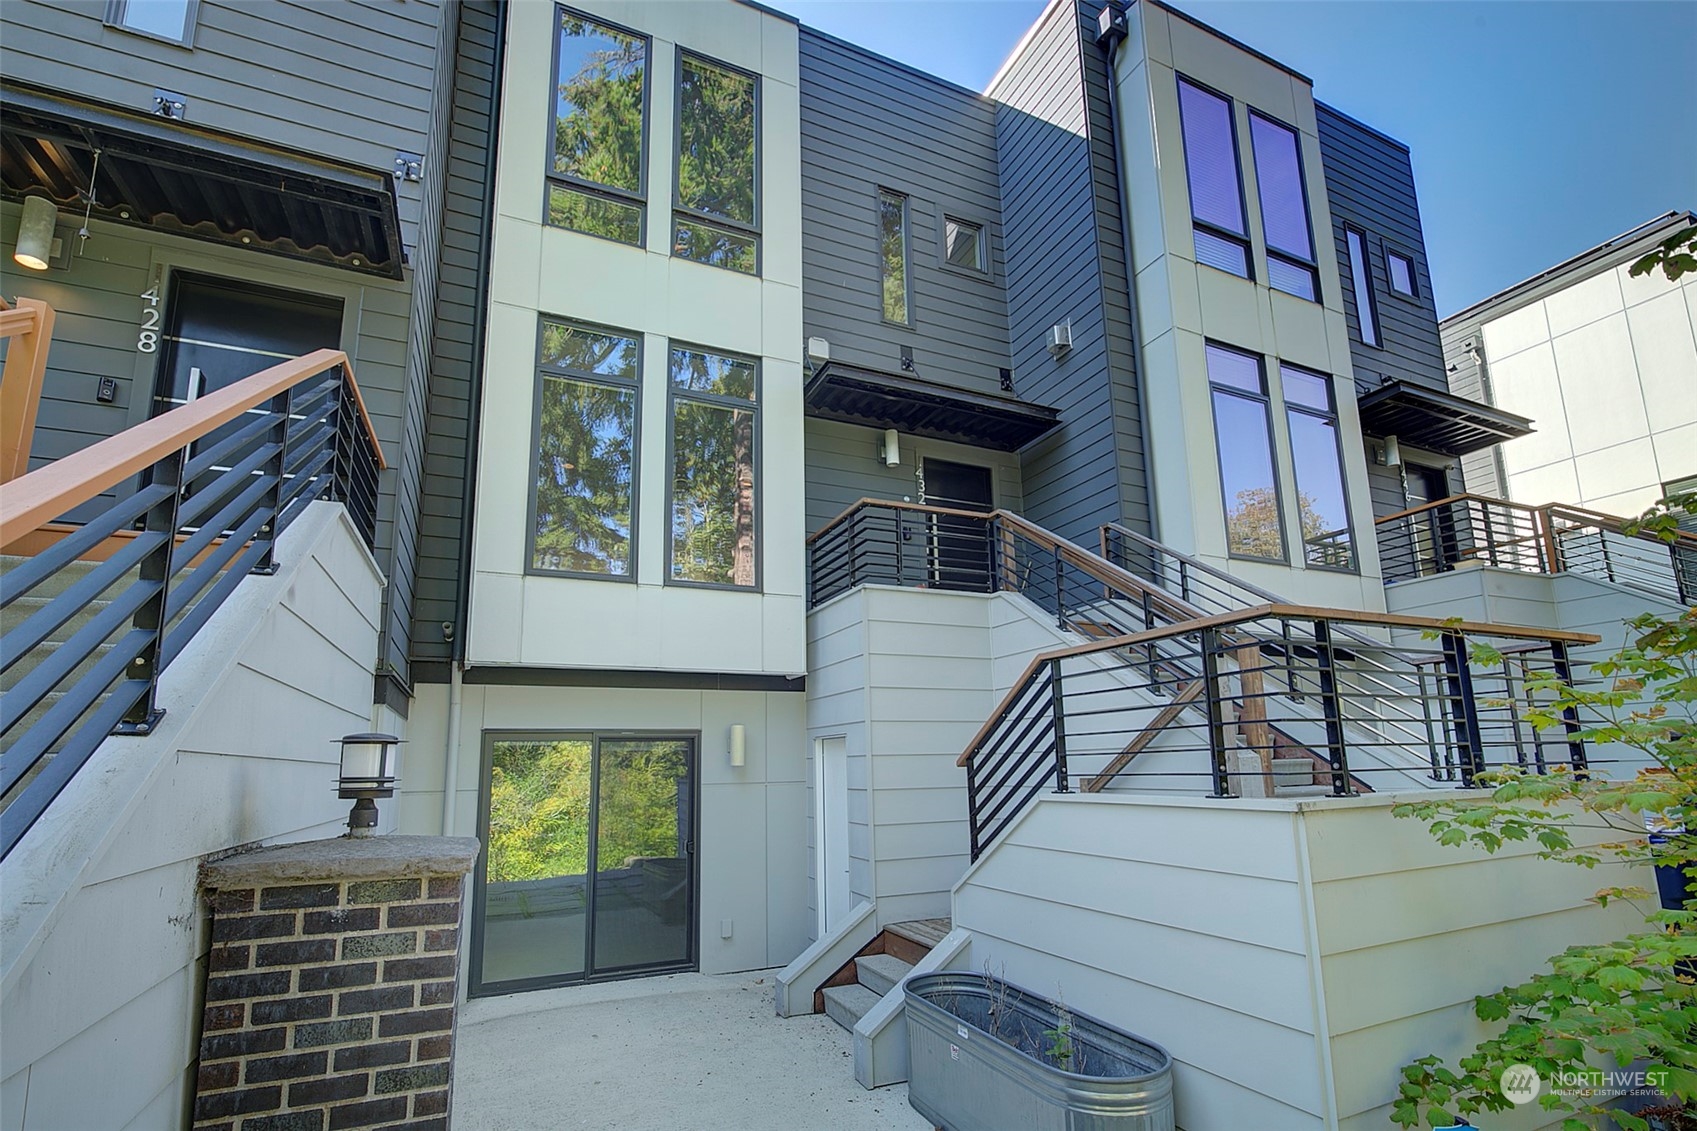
left=1315, top=104, right=1447, bottom=399
left=1440, top=313, right=1507, bottom=497
left=409, top=0, right=501, bottom=674
left=798, top=30, right=1010, bottom=397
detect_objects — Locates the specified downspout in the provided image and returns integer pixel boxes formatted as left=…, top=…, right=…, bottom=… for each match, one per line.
left=1095, top=1, right=1161, bottom=544
left=442, top=0, right=508, bottom=835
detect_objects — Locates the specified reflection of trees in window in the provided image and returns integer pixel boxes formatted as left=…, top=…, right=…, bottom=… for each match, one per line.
left=1282, top=364, right=1354, bottom=570
left=596, top=739, right=688, bottom=868
left=1208, top=343, right=1284, bottom=561
left=669, top=346, right=757, bottom=587
left=549, top=11, right=647, bottom=244
left=532, top=320, right=638, bottom=575
left=674, top=53, right=758, bottom=274
left=1225, top=486, right=1329, bottom=562
left=488, top=739, right=592, bottom=883
left=880, top=190, right=908, bottom=322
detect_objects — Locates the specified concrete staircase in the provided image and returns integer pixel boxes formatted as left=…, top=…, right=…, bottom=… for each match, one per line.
left=820, top=919, right=949, bottom=1034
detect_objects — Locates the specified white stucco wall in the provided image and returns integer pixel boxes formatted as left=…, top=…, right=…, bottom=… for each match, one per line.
left=1481, top=261, right=1697, bottom=516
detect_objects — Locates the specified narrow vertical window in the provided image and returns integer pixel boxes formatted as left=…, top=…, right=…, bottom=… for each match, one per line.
left=1281, top=365, right=1355, bottom=570
left=879, top=190, right=910, bottom=323
left=1387, top=250, right=1417, bottom=297
left=1178, top=78, right=1250, bottom=278
left=669, top=345, right=759, bottom=588
left=1345, top=227, right=1380, bottom=347
left=674, top=53, right=759, bottom=274
left=1249, top=112, right=1318, bottom=301
left=531, top=319, right=640, bottom=576
left=547, top=10, right=649, bottom=245
left=1208, top=343, right=1284, bottom=561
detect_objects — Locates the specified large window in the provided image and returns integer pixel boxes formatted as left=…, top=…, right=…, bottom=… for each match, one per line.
left=669, top=345, right=758, bottom=588
left=1344, top=227, right=1380, bottom=347
left=879, top=190, right=910, bottom=323
left=1178, top=78, right=1250, bottom=279
left=674, top=53, right=759, bottom=274
left=531, top=319, right=640, bottom=577
left=1208, top=343, right=1284, bottom=560
left=1282, top=365, right=1354, bottom=570
left=1249, top=112, right=1318, bottom=302
left=547, top=10, right=649, bottom=246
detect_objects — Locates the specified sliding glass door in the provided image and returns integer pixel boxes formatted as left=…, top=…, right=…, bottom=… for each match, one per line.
left=473, top=733, right=695, bottom=995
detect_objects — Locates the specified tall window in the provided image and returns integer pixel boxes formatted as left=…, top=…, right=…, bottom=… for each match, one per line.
left=547, top=10, right=649, bottom=246
left=1208, top=343, right=1284, bottom=560
left=879, top=190, right=910, bottom=323
left=1249, top=112, right=1318, bottom=301
left=674, top=53, right=759, bottom=274
left=1345, top=227, right=1380, bottom=347
left=531, top=319, right=639, bottom=577
left=669, top=345, right=758, bottom=588
left=1282, top=365, right=1354, bottom=570
left=1178, top=78, right=1250, bottom=279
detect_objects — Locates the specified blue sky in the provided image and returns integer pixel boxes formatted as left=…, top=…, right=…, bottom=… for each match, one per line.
left=771, top=0, right=1697, bottom=317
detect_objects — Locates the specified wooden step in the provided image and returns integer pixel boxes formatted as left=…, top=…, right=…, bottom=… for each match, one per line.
left=885, top=918, right=950, bottom=950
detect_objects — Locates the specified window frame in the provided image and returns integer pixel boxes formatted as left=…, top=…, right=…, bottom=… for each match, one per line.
left=1176, top=74, right=1253, bottom=282
left=1246, top=109, right=1321, bottom=303
left=542, top=6, right=653, bottom=248
left=940, top=213, right=991, bottom=278
left=878, top=188, right=913, bottom=326
left=1385, top=247, right=1419, bottom=300
left=1344, top=225, right=1382, bottom=348
left=664, top=341, right=762, bottom=592
left=525, top=316, right=644, bottom=582
left=1280, top=363, right=1357, bottom=573
left=1206, top=342, right=1288, bottom=564
left=672, top=47, right=762, bottom=275
left=104, top=0, right=200, bottom=46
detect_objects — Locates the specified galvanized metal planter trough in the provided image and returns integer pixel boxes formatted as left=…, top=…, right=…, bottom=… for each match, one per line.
left=904, top=971, right=1174, bottom=1131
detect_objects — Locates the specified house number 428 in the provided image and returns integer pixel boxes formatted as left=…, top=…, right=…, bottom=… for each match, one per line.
left=137, top=286, right=162, bottom=353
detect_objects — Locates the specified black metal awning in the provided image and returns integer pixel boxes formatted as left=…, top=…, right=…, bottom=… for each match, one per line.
left=804, top=361, right=1060, bottom=451
left=0, top=84, right=404, bottom=278
left=1356, top=380, right=1534, bottom=456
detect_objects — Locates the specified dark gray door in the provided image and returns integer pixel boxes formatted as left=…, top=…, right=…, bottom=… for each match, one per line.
left=923, top=458, right=993, bottom=591
left=1405, top=463, right=1458, bottom=574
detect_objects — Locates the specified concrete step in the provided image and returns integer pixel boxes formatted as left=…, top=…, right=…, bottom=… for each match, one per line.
left=822, top=983, right=882, bottom=1033
left=854, top=953, right=913, bottom=998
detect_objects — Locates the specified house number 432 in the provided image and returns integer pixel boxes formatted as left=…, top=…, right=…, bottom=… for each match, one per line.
left=137, top=286, right=162, bottom=353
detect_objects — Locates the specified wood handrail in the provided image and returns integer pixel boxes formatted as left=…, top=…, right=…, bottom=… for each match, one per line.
left=806, top=496, right=998, bottom=545
left=1544, top=501, right=1697, bottom=550
left=0, top=306, right=41, bottom=338
left=957, top=601, right=1602, bottom=766
left=0, top=298, right=56, bottom=483
left=1373, top=493, right=1541, bottom=526
left=0, top=349, right=385, bottom=546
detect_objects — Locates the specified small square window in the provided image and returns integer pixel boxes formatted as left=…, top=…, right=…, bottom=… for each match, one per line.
left=105, top=0, right=198, bottom=45
left=945, top=218, right=986, bottom=273
left=1387, top=251, right=1417, bottom=297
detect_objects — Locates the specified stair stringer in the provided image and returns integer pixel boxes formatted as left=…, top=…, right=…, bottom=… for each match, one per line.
left=772, top=899, right=878, bottom=1018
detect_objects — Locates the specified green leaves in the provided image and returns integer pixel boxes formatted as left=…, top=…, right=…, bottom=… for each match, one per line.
left=1627, top=225, right=1697, bottom=282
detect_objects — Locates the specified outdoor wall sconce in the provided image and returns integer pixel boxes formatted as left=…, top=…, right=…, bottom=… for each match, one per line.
left=728, top=724, right=747, bottom=768
left=13, top=196, right=58, bottom=271
left=338, top=732, right=400, bottom=837
left=882, top=428, right=901, bottom=467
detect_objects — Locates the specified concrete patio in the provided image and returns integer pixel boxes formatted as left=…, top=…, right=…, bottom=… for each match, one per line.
left=452, top=970, right=934, bottom=1130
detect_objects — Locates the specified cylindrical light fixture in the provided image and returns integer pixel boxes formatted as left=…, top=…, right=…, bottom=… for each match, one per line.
left=728, top=724, right=747, bottom=768
left=13, top=196, right=57, bottom=271
left=882, top=428, right=901, bottom=467
left=338, top=732, right=401, bottom=837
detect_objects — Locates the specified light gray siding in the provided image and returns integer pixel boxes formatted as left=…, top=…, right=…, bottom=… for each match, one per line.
left=797, top=29, right=1010, bottom=396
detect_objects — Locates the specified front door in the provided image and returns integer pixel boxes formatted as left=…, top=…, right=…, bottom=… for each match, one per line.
left=475, top=733, right=696, bottom=994
left=1404, top=463, right=1458, bottom=575
left=816, top=736, right=851, bottom=936
left=922, top=458, right=993, bottom=591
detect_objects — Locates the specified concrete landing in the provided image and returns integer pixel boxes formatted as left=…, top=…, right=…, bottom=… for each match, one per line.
left=454, top=970, right=932, bottom=1130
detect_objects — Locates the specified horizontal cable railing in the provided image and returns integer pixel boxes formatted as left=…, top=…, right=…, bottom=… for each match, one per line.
left=1374, top=493, right=1695, bottom=603
left=0, top=349, right=385, bottom=858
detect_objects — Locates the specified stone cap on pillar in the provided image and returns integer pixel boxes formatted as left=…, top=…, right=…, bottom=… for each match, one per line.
left=201, top=835, right=481, bottom=889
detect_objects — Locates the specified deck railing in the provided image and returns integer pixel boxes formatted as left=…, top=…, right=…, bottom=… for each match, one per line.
left=0, top=349, right=385, bottom=857
left=0, top=297, right=58, bottom=484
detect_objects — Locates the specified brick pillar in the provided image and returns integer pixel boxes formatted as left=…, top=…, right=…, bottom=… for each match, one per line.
left=194, top=836, right=480, bottom=1131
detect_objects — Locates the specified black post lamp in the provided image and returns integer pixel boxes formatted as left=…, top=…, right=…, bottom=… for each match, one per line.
left=338, top=733, right=400, bottom=837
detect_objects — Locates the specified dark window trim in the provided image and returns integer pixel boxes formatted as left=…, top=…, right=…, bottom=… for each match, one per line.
left=1177, top=73, right=1254, bottom=282
left=104, top=0, right=200, bottom=47
left=526, top=315, right=643, bottom=582
left=664, top=340, right=763, bottom=592
left=878, top=187, right=913, bottom=327
left=938, top=211, right=992, bottom=279
left=1246, top=108, right=1321, bottom=303
left=672, top=47, right=762, bottom=273
left=1279, top=362, right=1357, bottom=574
left=1344, top=225, right=1382, bottom=348
left=1207, top=341, right=1288, bottom=564
left=1384, top=245, right=1419, bottom=300
left=543, top=5, right=653, bottom=245
left=468, top=728, right=701, bottom=999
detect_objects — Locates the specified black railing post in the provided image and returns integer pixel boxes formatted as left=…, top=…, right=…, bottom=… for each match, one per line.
left=253, top=386, right=294, bottom=575
left=1179, top=559, right=1191, bottom=603
left=965, top=750, right=982, bottom=861
left=894, top=510, right=906, bottom=588
left=1141, top=591, right=1158, bottom=686
left=1548, top=641, right=1589, bottom=778
left=986, top=516, right=999, bottom=593
left=1050, top=659, right=1070, bottom=793
left=1312, top=619, right=1352, bottom=796
left=1440, top=630, right=1485, bottom=786
left=115, top=446, right=186, bottom=735
left=1053, top=543, right=1064, bottom=628
left=1201, top=627, right=1231, bottom=797
left=847, top=510, right=861, bottom=592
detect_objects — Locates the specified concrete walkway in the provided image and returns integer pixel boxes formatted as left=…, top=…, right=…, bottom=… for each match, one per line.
left=453, top=970, right=934, bottom=1130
